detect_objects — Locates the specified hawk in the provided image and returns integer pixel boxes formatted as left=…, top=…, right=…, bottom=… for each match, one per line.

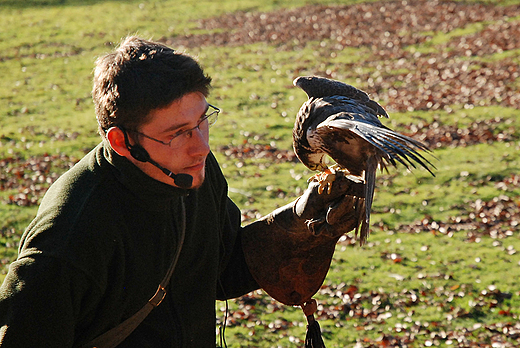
left=293, top=76, right=434, bottom=244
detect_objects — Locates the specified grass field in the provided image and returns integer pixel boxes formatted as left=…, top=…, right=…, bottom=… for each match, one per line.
left=1, top=0, right=520, bottom=347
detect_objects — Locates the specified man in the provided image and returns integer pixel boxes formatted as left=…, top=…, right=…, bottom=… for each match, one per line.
left=0, top=37, right=362, bottom=347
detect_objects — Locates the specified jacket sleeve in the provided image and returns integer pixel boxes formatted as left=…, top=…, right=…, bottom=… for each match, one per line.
left=216, top=198, right=260, bottom=300
left=0, top=255, right=99, bottom=348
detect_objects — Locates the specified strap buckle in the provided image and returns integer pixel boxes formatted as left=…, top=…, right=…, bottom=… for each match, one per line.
left=149, top=285, right=167, bottom=307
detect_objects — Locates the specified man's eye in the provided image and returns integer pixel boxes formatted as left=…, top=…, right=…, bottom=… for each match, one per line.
left=172, top=129, right=185, bottom=138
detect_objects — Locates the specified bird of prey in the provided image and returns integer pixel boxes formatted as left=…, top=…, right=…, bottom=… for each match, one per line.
left=293, top=76, right=434, bottom=244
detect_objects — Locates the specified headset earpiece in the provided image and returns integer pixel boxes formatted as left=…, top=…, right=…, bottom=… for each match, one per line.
left=129, top=145, right=150, bottom=163
left=118, top=126, right=150, bottom=162
left=115, top=125, right=194, bottom=188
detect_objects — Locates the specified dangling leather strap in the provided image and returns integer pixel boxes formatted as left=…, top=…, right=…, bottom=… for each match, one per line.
left=80, top=197, right=186, bottom=348
left=302, top=299, right=326, bottom=348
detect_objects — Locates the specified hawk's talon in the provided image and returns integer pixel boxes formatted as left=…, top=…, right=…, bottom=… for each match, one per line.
left=309, top=165, right=343, bottom=195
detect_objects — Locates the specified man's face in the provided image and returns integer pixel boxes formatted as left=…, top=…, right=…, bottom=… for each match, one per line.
left=130, top=92, right=211, bottom=189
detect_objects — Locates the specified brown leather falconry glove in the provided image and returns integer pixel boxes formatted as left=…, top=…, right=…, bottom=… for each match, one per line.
left=242, top=171, right=365, bottom=305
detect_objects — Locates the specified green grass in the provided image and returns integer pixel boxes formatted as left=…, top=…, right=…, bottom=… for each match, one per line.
left=1, top=0, right=520, bottom=346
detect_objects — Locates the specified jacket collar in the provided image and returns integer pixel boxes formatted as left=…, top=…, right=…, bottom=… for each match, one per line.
left=98, top=140, right=189, bottom=211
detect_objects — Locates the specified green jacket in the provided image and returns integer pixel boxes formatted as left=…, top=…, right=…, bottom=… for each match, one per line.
left=0, top=142, right=259, bottom=347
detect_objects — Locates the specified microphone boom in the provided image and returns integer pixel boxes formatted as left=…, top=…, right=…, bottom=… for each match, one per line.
left=148, top=157, right=193, bottom=189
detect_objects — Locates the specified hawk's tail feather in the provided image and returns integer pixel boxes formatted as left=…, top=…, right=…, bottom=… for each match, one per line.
left=363, top=157, right=377, bottom=243
left=353, top=196, right=369, bottom=245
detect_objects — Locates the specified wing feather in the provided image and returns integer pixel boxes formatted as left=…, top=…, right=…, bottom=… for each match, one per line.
left=317, top=116, right=435, bottom=174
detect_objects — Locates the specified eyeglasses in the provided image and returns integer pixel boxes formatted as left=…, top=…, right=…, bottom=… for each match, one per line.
left=132, top=104, right=220, bottom=149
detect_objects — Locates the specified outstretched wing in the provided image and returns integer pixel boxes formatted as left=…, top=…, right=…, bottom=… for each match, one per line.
left=316, top=109, right=435, bottom=176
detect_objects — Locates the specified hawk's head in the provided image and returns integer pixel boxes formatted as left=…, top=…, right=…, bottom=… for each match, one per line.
left=293, top=98, right=329, bottom=172
left=293, top=143, right=328, bottom=172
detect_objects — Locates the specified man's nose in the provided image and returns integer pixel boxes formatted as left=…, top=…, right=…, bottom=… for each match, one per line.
left=188, top=127, right=210, bottom=156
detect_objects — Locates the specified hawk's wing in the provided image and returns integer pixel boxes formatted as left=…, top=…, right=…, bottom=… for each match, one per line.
left=294, top=76, right=388, bottom=118
left=315, top=109, right=434, bottom=175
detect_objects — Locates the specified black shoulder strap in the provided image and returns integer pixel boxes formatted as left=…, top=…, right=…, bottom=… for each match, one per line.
left=79, top=197, right=186, bottom=348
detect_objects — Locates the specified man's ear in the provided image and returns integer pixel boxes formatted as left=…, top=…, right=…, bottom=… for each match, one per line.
left=106, top=127, right=131, bottom=157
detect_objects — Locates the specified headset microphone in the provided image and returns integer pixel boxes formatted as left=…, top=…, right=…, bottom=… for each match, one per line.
left=118, top=126, right=194, bottom=189
left=146, top=158, right=194, bottom=189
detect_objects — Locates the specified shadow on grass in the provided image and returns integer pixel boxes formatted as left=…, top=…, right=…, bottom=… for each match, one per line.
left=0, top=0, right=141, bottom=8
